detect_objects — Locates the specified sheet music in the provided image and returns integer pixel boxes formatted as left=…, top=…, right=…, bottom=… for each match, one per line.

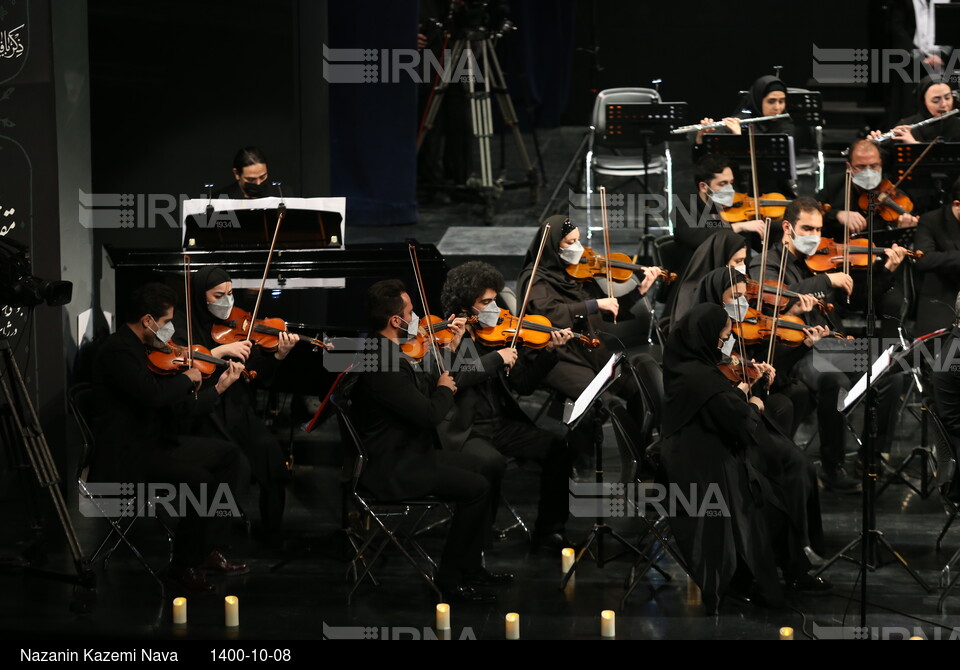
left=839, top=345, right=896, bottom=413
left=566, top=354, right=619, bottom=425
left=180, top=197, right=347, bottom=246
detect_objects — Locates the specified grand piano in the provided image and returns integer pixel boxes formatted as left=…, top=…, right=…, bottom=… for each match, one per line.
left=105, top=197, right=449, bottom=398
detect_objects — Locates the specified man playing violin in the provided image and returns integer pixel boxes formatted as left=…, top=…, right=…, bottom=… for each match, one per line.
left=820, top=139, right=918, bottom=236
left=345, top=279, right=507, bottom=602
left=438, top=261, right=576, bottom=551
left=673, top=155, right=767, bottom=276
left=93, top=282, right=249, bottom=593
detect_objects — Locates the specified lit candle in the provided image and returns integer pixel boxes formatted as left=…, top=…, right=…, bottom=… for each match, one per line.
left=224, top=596, right=239, bottom=627
left=601, top=610, right=616, bottom=638
left=779, top=627, right=794, bottom=640
left=172, top=597, right=187, bottom=625
left=561, top=547, right=574, bottom=574
left=505, top=613, right=520, bottom=640
left=909, top=636, right=924, bottom=640
left=436, top=603, right=450, bottom=631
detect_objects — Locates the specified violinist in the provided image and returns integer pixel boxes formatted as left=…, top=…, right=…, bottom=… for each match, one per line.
left=213, top=146, right=283, bottom=199
left=93, top=283, right=249, bottom=593
left=172, top=266, right=299, bottom=548
left=749, top=198, right=859, bottom=492
left=667, top=229, right=746, bottom=331
left=820, top=139, right=918, bottom=236
left=346, top=279, right=506, bottom=603
left=658, top=304, right=829, bottom=614
left=914, top=176, right=960, bottom=335
left=673, top=155, right=766, bottom=276
left=437, top=261, right=576, bottom=551
left=517, top=216, right=656, bottom=470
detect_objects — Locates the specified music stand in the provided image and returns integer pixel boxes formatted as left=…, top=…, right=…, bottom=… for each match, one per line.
left=787, top=90, right=823, bottom=127
left=700, top=133, right=798, bottom=189
left=813, top=340, right=933, bottom=594
left=560, top=353, right=646, bottom=589
left=892, top=142, right=960, bottom=200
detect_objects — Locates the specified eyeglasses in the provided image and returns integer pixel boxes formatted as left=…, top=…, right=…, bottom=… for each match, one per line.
left=851, top=163, right=881, bottom=172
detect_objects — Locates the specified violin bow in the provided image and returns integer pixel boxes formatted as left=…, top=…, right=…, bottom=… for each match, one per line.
left=246, top=204, right=286, bottom=342
left=749, top=125, right=770, bottom=313
left=765, top=244, right=791, bottom=368
left=408, top=243, right=445, bottom=376
left=893, top=135, right=940, bottom=191
left=599, top=186, right=615, bottom=324
left=727, top=264, right=751, bottom=389
left=511, top=223, right=552, bottom=355
left=183, top=254, right=198, bottom=397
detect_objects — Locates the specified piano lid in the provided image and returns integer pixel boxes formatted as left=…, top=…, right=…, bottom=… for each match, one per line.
left=180, top=197, right=345, bottom=251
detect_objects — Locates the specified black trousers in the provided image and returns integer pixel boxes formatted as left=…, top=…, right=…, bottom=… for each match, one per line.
left=431, top=450, right=490, bottom=588
left=458, top=419, right=572, bottom=537
left=137, top=437, right=241, bottom=568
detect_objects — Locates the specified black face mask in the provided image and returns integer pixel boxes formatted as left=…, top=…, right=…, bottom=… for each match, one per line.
left=241, top=181, right=264, bottom=198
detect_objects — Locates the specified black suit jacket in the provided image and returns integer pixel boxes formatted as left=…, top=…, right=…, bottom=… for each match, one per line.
left=348, top=338, right=454, bottom=501
left=914, top=204, right=960, bottom=334
left=92, top=326, right=221, bottom=482
left=437, top=340, right=558, bottom=450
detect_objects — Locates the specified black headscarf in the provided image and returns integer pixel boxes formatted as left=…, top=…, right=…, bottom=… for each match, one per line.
left=516, top=216, right=588, bottom=302
left=746, top=75, right=786, bottom=116
left=695, top=267, right=743, bottom=307
left=667, top=230, right=746, bottom=328
left=661, top=303, right=734, bottom=437
left=180, top=265, right=233, bottom=349
left=916, top=74, right=951, bottom=119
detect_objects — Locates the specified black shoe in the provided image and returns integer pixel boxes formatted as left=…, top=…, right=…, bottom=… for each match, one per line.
left=787, top=573, right=832, bottom=595
left=464, top=567, right=514, bottom=586
left=819, top=465, right=862, bottom=494
left=169, top=566, right=215, bottom=593
left=531, top=531, right=572, bottom=554
left=441, top=583, right=497, bottom=603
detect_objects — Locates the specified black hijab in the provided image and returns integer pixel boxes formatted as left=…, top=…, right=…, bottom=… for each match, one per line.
left=179, top=265, right=233, bottom=348
left=667, top=230, right=746, bottom=328
left=661, top=303, right=734, bottom=437
left=695, top=267, right=743, bottom=307
left=516, top=216, right=587, bottom=302
left=745, top=75, right=786, bottom=116
left=916, top=74, right=951, bottom=120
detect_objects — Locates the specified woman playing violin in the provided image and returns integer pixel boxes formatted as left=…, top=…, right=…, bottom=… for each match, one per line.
left=172, top=266, right=298, bottom=548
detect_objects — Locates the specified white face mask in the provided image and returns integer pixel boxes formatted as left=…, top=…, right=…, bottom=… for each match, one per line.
left=398, top=312, right=420, bottom=338
left=148, top=318, right=175, bottom=346
left=559, top=240, right=584, bottom=265
left=720, top=334, right=736, bottom=357
left=724, top=296, right=750, bottom=322
left=792, top=231, right=821, bottom=257
left=733, top=264, right=747, bottom=275
left=476, top=302, right=501, bottom=328
left=708, top=184, right=736, bottom=207
left=852, top=168, right=882, bottom=191
left=208, top=293, right=234, bottom=320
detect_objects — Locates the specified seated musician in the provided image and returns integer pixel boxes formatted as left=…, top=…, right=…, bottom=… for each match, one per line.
left=518, top=216, right=659, bottom=471
left=346, top=279, right=508, bottom=603
left=213, top=146, right=283, bottom=199
left=92, top=283, right=249, bottom=592
left=869, top=74, right=960, bottom=144
left=438, top=261, right=575, bottom=551
left=667, top=229, right=747, bottom=331
left=692, top=74, right=792, bottom=145
left=172, top=266, right=297, bottom=549
left=819, top=139, right=919, bottom=236
left=915, top=176, right=960, bottom=335
left=658, top=304, right=829, bottom=615
left=750, top=197, right=908, bottom=491
left=672, top=155, right=766, bottom=276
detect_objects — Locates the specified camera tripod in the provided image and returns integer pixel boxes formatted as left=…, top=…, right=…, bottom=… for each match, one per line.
left=0, top=338, right=94, bottom=602
left=417, top=28, right=541, bottom=224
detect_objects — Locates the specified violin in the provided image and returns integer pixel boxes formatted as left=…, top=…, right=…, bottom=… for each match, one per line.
left=565, top=247, right=676, bottom=284
left=733, top=307, right=848, bottom=347
left=211, top=306, right=329, bottom=352
left=148, top=341, right=256, bottom=380
left=743, top=278, right=833, bottom=314
left=720, top=192, right=790, bottom=223
left=400, top=314, right=478, bottom=360
left=804, top=237, right=924, bottom=273
left=717, top=355, right=765, bottom=385
left=857, top=179, right=913, bottom=222
left=474, top=308, right=600, bottom=349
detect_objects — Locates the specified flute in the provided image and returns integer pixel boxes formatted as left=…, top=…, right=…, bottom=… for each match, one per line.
left=670, top=113, right=790, bottom=135
left=872, top=108, right=959, bottom=143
